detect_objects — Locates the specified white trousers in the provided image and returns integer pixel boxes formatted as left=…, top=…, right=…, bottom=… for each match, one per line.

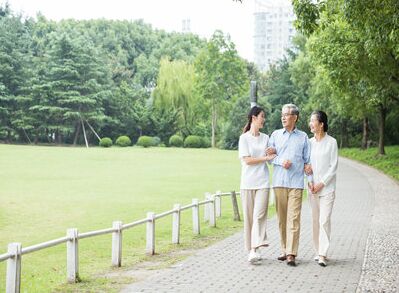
left=309, top=191, right=335, bottom=257
left=240, top=188, right=269, bottom=251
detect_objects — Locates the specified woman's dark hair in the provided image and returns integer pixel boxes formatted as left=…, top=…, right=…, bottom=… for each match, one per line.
left=243, top=106, right=264, bottom=133
left=311, top=110, right=328, bottom=132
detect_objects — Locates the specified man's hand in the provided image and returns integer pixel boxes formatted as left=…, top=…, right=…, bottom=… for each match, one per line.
left=304, top=164, right=313, bottom=175
left=282, top=159, right=292, bottom=169
left=266, top=147, right=276, bottom=156
left=313, top=182, right=325, bottom=193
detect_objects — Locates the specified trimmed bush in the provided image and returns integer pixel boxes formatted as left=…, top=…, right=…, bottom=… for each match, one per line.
left=115, top=135, right=132, bottom=147
left=136, top=136, right=154, bottom=148
left=152, top=136, right=161, bottom=146
left=169, top=135, right=184, bottom=147
left=184, top=135, right=202, bottom=148
left=99, top=137, right=112, bottom=148
left=201, top=137, right=211, bottom=148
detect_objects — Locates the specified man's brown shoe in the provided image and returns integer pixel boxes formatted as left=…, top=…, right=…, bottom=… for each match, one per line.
left=287, top=255, right=296, bottom=266
left=277, top=254, right=287, bottom=261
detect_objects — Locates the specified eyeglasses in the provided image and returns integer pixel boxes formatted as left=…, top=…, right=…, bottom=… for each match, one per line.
left=281, top=113, right=295, bottom=118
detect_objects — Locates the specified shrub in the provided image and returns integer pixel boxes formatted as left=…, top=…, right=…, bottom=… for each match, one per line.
left=169, top=135, right=184, bottom=147
left=136, top=136, right=154, bottom=148
left=184, top=135, right=203, bottom=148
left=99, top=137, right=112, bottom=148
left=201, top=137, right=211, bottom=148
left=115, top=135, right=132, bottom=147
left=152, top=136, right=161, bottom=146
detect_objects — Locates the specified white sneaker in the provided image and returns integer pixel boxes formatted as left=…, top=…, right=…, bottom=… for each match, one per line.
left=255, top=248, right=261, bottom=260
left=248, top=250, right=259, bottom=263
left=314, top=255, right=319, bottom=262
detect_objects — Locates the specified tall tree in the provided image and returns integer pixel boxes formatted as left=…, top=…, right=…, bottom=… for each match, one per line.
left=195, top=30, right=249, bottom=147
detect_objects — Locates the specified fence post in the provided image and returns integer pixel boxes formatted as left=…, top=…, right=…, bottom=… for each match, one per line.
left=146, top=212, right=155, bottom=255
left=204, top=192, right=211, bottom=221
left=112, top=221, right=123, bottom=267
left=215, top=190, right=222, bottom=217
left=172, top=204, right=181, bottom=244
left=67, top=228, right=79, bottom=283
left=231, top=191, right=241, bottom=221
left=192, top=198, right=200, bottom=235
left=209, top=195, right=216, bottom=227
left=6, top=242, right=22, bottom=293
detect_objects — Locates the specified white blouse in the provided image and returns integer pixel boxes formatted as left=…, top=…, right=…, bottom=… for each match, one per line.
left=309, top=134, right=338, bottom=196
left=238, top=131, right=270, bottom=190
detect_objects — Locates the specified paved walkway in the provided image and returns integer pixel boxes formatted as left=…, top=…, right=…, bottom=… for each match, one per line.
left=121, top=158, right=398, bottom=293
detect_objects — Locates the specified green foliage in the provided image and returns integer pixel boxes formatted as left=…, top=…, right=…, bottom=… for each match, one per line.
left=136, top=135, right=154, bottom=148
left=115, top=135, right=131, bottom=147
left=169, top=134, right=183, bottom=147
left=200, top=137, right=211, bottom=148
left=184, top=135, right=203, bottom=148
left=194, top=30, right=249, bottom=147
left=152, top=136, right=161, bottom=146
left=99, top=137, right=112, bottom=147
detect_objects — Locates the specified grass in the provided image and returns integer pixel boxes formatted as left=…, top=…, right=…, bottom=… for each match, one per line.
left=339, top=145, right=399, bottom=182
left=0, top=144, right=265, bottom=292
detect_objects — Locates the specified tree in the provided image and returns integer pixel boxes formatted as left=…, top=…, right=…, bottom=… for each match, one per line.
left=293, top=0, right=399, bottom=154
left=195, top=30, right=249, bottom=147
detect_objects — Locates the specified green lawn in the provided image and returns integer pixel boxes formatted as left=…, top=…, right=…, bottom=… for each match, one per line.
left=339, top=145, right=399, bottom=182
left=0, top=145, right=249, bottom=292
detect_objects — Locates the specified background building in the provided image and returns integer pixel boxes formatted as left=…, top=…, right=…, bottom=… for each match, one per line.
left=254, top=0, right=296, bottom=71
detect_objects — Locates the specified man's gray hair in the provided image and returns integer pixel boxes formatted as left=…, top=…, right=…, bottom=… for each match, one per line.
left=282, top=103, right=299, bottom=116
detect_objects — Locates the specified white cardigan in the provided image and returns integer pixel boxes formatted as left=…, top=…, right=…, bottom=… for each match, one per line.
left=310, top=134, right=338, bottom=196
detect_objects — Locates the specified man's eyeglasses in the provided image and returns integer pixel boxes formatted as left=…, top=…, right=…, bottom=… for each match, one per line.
left=281, top=113, right=295, bottom=118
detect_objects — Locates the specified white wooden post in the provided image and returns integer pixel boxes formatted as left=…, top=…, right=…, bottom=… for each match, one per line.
left=112, top=221, right=123, bottom=267
left=269, top=188, right=275, bottom=206
left=192, top=198, right=200, bottom=235
left=215, top=190, right=222, bottom=217
left=146, top=212, right=155, bottom=255
left=6, top=242, right=22, bottom=293
left=172, top=204, right=181, bottom=244
left=204, top=192, right=211, bottom=221
left=67, top=228, right=79, bottom=283
left=209, top=195, right=216, bottom=227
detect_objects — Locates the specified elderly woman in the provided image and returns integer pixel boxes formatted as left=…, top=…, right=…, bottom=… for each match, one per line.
left=308, top=110, right=338, bottom=267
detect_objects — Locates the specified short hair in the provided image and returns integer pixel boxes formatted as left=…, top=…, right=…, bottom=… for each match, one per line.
left=282, top=104, right=299, bottom=116
left=311, top=110, right=329, bottom=132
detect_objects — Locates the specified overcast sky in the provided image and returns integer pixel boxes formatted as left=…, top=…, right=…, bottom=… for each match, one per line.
left=3, top=0, right=255, bottom=61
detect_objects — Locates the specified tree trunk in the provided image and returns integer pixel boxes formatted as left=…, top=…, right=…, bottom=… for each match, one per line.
left=211, top=103, right=217, bottom=148
left=341, top=119, right=349, bottom=148
left=81, top=118, right=89, bottom=148
left=361, top=117, right=369, bottom=150
left=378, top=104, right=386, bottom=155
left=73, top=122, right=81, bottom=146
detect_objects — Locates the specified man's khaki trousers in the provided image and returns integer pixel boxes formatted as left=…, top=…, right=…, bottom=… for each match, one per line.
left=274, top=187, right=303, bottom=256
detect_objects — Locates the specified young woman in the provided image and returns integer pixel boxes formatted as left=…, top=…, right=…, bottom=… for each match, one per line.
left=238, top=106, right=276, bottom=264
left=308, top=110, right=338, bottom=267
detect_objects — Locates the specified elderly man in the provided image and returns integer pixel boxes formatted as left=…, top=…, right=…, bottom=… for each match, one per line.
left=268, top=104, right=311, bottom=267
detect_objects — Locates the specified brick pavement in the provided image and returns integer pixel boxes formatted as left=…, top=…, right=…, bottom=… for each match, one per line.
left=121, top=159, right=375, bottom=293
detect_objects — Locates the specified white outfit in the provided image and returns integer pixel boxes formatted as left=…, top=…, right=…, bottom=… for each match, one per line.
left=238, top=131, right=270, bottom=251
left=308, top=133, right=338, bottom=257
left=238, top=132, right=270, bottom=190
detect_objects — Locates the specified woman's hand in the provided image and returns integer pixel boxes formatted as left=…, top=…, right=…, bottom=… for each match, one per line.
left=313, top=182, right=325, bottom=193
left=265, top=154, right=277, bottom=161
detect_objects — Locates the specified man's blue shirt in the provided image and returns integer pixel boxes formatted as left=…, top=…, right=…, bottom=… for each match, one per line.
left=269, top=128, right=311, bottom=189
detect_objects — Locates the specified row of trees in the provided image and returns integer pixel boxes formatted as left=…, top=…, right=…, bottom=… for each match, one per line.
left=0, top=4, right=250, bottom=148
left=1, top=2, right=398, bottom=152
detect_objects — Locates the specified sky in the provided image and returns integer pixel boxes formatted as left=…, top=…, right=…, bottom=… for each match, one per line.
left=3, top=0, right=255, bottom=61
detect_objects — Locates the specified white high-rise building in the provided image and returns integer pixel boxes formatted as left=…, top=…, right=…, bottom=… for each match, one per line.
left=182, top=19, right=191, bottom=33
left=254, top=0, right=296, bottom=71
